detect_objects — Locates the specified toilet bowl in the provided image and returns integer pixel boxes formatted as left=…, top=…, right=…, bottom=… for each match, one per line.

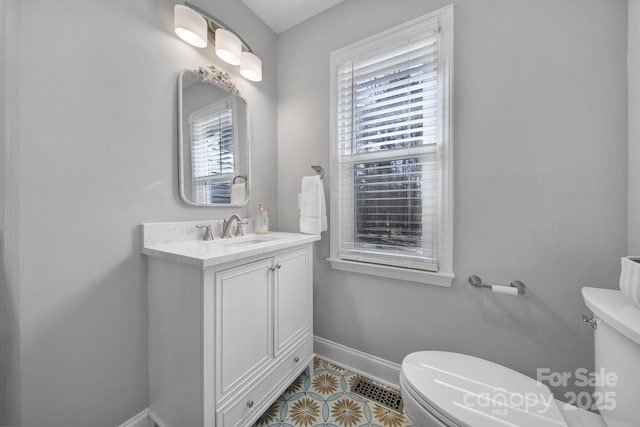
left=400, top=288, right=640, bottom=427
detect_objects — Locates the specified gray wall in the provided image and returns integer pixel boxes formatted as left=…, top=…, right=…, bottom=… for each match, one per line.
left=15, top=1, right=277, bottom=426
left=0, top=1, right=8, bottom=422
left=630, top=0, right=640, bottom=254
left=1, top=0, right=20, bottom=424
left=277, top=0, right=628, bottom=398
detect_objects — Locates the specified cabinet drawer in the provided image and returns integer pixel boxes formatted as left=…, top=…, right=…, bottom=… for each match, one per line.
left=217, top=336, right=313, bottom=427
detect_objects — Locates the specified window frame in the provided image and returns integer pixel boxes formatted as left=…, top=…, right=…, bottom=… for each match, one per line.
left=328, top=5, right=454, bottom=287
left=187, top=96, right=238, bottom=204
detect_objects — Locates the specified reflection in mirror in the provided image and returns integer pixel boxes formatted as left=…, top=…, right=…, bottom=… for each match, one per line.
left=178, top=66, right=250, bottom=206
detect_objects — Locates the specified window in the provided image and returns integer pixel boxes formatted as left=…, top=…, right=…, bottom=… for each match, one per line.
left=329, top=6, right=454, bottom=286
left=188, top=97, right=236, bottom=204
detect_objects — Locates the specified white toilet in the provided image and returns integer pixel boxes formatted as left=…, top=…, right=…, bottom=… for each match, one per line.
left=400, top=287, right=640, bottom=427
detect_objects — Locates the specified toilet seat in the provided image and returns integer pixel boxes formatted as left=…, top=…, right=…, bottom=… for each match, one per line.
left=401, top=371, right=460, bottom=426
left=401, top=351, right=571, bottom=427
left=402, top=373, right=606, bottom=427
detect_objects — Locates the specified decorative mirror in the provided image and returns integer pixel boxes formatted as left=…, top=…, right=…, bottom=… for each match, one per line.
left=178, top=66, right=250, bottom=206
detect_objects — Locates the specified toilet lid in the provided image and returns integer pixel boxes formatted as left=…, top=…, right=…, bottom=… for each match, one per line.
left=402, top=351, right=568, bottom=427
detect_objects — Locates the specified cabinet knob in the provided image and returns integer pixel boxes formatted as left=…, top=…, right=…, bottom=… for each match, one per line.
left=293, top=357, right=299, bottom=363
left=268, top=266, right=277, bottom=272
left=276, top=264, right=282, bottom=269
left=246, top=400, right=254, bottom=408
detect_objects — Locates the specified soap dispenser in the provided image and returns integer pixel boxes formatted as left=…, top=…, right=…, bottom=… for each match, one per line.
left=255, top=202, right=269, bottom=235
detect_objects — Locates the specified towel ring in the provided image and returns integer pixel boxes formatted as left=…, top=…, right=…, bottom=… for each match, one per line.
left=232, top=175, right=247, bottom=184
left=311, top=165, right=324, bottom=179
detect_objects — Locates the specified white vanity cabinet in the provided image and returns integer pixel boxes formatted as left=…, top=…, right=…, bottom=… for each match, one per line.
left=143, top=231, right=318, bottom=427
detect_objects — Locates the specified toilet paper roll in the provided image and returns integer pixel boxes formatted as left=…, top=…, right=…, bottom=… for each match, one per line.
left=491, top=285, right=519, bottom=296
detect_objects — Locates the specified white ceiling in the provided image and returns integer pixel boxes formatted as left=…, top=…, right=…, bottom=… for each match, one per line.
left=241, top=0, right=345, bottom=34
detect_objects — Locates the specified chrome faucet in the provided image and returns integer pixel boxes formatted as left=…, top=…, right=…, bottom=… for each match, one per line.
left=222, top=214, right=243, bottom=238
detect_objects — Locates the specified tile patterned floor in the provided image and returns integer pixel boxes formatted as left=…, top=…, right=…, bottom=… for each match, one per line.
left=253, top=358, right=414, bottom=427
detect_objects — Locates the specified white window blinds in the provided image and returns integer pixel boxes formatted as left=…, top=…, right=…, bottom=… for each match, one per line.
left=332, top=12, right=450, bottom=273
left=188, top=98, right=235, bottom=204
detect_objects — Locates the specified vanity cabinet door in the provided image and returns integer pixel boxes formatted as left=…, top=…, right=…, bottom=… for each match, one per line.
left=215, top=258, right=273, bottom=398
left=274, top=248, right=311, bottom=355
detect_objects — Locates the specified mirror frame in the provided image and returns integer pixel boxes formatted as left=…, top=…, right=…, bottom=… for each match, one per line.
left=178, top=66, right=251, bottom=207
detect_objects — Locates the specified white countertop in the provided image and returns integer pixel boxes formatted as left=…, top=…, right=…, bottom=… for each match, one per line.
left=142, top=231, right=321, bottom=268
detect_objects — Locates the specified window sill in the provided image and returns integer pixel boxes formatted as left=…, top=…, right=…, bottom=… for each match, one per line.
left=327, top=258, right=454, bottom=287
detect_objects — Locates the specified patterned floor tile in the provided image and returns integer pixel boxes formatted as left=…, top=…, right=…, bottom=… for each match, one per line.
left=253, top=358, right=414, bottom=427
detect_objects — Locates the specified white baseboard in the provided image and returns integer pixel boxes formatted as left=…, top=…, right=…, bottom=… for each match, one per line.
left=148, top=409, right=170, bottom=427
left=118, top=408, right=151, bottom=427
left=313, top=336, right=401, bottom=389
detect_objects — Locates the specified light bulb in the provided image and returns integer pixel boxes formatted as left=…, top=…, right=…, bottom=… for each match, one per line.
left=215, top=28, right=242, bottom=65
left=240, top=51, right=262, bottom=82
left=174, top=5, right=207, bottom=48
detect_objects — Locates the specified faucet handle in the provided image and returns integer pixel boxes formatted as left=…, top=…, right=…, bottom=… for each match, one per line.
left=196, top=224, right=214, bottom=241
left=236, top=219, right=248, bottom=237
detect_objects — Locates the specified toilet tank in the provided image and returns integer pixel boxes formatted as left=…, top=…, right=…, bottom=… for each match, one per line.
left=582, top=287, right=640, bottom=427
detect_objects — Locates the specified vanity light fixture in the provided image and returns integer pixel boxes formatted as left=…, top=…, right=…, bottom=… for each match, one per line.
left=174, top=2, right=263, bottom=82
left=174, top=4, right=207, bottom=48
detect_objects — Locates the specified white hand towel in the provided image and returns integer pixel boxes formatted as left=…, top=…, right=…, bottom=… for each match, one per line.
left=300, top=176, right=327, bottom=235
left=230, top=182, right=247, bottom=205
left=620, top=256, right=640, bottom=308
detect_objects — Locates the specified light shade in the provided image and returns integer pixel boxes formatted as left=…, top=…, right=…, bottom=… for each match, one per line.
left=174, top=5, right=207, bottom=48
left=240, top=52, right=262, bottom=82
left=215, top=29, right=242, bottom=65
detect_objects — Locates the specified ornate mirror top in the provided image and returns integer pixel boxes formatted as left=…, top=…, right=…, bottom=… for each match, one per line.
left=194, top=65, right=240, bottom=96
